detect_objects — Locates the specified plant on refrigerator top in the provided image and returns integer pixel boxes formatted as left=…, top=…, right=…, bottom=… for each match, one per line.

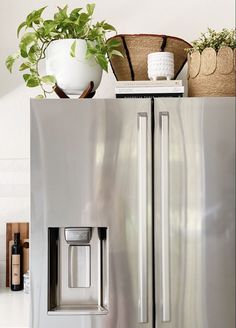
left=185, top=28, right=236, bottom=53
left=5, top=4, right=122, bottom=97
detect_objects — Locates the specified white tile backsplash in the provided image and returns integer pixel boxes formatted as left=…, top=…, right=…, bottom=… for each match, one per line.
left=0, top=170, right=29, bottom=185
left=0, top=261, right=6, bottom=287
left=0, top=158, right=30, bottom=287
left=0, top=92, right=30, bottom=159
left=0, top=197, right=30, bottom=220
left=0, top=234, right=6, bottom=259
left=0, top=223, right=6, bottom=235
left=0, top=184, right=29, bottom=198
left=0, top=159, right=29, bottom=172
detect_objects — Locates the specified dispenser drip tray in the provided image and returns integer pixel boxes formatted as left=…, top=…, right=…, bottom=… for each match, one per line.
left=48, top=227, right=108, bottom=315
left=48, top=305, right=108, bottom=316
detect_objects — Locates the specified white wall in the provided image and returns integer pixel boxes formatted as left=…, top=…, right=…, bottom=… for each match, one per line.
left=0, top=0, right=235, bottom=286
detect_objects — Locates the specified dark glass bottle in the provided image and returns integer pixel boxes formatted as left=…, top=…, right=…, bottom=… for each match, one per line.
left=11, top=232, right=23, bottom=291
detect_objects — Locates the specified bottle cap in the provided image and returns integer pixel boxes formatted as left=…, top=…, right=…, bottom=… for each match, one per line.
left=14, top=232, right=20, bottom=244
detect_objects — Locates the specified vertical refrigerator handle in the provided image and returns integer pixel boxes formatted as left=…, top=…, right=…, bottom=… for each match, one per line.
left=160, top=112, right=171, bottom=322
left=138, top=113, right=148, bottom=323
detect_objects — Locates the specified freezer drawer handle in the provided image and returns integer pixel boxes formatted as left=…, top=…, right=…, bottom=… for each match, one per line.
left=160, top=112, right=171, bottom=322
left=138, top=113, right=148, bottom=323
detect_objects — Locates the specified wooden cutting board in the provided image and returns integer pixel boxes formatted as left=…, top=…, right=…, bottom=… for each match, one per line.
left=6, top=222, right=29, bottom=287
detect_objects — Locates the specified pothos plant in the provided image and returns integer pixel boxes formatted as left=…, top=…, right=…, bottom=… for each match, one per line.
left=185, top=28, right=236, bottom=54
left=6, top=4, right=122, bottom=97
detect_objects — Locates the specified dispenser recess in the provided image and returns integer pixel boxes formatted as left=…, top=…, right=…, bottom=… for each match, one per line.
left=48, top=227, right=108, bottom=315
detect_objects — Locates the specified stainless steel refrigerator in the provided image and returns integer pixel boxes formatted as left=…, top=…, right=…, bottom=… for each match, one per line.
left=31, top=98, right=235, bottom=328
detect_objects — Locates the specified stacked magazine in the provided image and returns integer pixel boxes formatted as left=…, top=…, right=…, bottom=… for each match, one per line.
left=115, top=80, right=184, bottom=98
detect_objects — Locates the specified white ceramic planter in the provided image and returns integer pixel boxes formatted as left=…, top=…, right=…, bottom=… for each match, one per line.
left=46, top=39, right=103, bottom=95
left=147, top=52, right=174, bottom=80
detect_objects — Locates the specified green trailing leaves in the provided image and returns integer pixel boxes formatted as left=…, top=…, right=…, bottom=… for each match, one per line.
left=109, top=49, right=123, bottom=57
left=23, top=73, right=40, bottom=87
left=6, top=3, right=123, bottom=97
left=70, top=40, right=77, bottom=57
left=19, top=32, right=37, bottom=58
left=41, top=75, right=56, bottom=84
left=28, top=44, right=40, bottom=63
left=107, top=39, right=121, bottom=48
left=86, top=3, right=95, bottom=16
left=20, top=32, right=36, bottom=44
left=26, top=6, right=47, bottom=27
left=17, top=22, right=27, bottom=38
left=77, top=13, right=90, bottom=26
left=70, top=8, right=83, bottom=21
left=96, top=54, right=108, bottom=72
left=102, top=23, right=116, bottom=31
left=86, top=42, right=97, bottom=55
left=23, top=73, right=31, bottom=82
left=5, top=53, right=20, bottom=73
left=54, top=5, right=68, bottom=21
left=19, top=62, right=32, bottom=71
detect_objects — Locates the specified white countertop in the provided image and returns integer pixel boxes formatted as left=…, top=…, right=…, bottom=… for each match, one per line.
left=0, top=288, right=30, bottom=328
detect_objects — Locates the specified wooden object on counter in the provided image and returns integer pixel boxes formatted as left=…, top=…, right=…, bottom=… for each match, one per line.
left=6, top=223, right=29, bottom=287
left=23, top=239, right=29, bottom=274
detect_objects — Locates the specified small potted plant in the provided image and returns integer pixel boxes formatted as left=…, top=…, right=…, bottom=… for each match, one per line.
left=6, top=4, right=122, bottom=97
left=186, top=28, right=236, bottom=97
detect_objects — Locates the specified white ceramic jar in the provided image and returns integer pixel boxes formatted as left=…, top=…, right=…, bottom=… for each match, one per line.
left=46, top=39, right=103, bottom=95
left=148, top=52, right=174, bottom=80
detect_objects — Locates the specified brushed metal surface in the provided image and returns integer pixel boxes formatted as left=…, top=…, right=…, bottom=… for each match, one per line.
left=31, top=99, right=153, bottom=328
left=68, top=245, right=91, bottom=288
left=154, top=98, right=235, bottom=328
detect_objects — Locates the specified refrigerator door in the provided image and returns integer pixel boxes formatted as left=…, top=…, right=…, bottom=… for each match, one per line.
left=31, top=99, right=153, bottom=328
left=154, top=98, right=235, bottom=328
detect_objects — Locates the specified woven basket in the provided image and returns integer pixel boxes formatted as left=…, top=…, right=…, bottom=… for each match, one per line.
left=109, top=34, right=191, bottom=80
left=188, top=47, right=236, bottom=96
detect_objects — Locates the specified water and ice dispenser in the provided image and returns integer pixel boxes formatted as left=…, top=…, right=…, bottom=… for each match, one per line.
left=66, top=228, right=92, bottom=289
left=48, top=227, right=108, bottom=315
